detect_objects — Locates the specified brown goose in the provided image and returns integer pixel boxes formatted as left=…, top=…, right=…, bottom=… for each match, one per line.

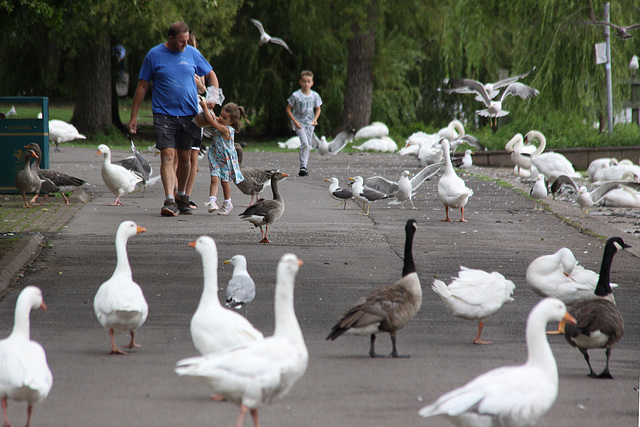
left=234, top=143, right=276, bottom=205
left=326, top=219, right=421, bottom=358
left=14, top=149, right=42, bottom=208
left=564, top=236, right=629, bottom=379
left=239, top=171, right=288, bottom=243
left=25, top=143, right=86, bottom=205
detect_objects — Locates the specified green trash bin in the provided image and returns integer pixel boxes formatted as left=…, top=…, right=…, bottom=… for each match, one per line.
left=0, top=97, right=49, bottom=193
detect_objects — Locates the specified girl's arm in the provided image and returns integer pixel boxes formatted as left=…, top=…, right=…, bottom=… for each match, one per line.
left=199, top=98, right=231, bottom=140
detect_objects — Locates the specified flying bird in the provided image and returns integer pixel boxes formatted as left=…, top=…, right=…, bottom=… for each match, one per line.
left=443, top=67, right=536, bottom=102
left=318, top=130, right=356, bottom=155
left=250, top=18, right=293, bottom=55
left=575, top=21, right=640, bottom=40
left=443, top=80, right=539, bottom=126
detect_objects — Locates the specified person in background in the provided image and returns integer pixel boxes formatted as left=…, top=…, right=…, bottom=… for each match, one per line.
left=285, top=70, right=322, bottom=176
left=128, top=21, right=219, bottom=216
left=198, top=99, right=248, bottom=216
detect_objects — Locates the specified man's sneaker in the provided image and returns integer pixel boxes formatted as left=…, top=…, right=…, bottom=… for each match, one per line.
left=217, top=201, right=233, bottom=215
left=207, top=201, right=219, bottom=213
left=298, top=167, right=308, bottom=176
left=176, top=195, right=193, bottom=215
left=161, top=199, right=179, bottom=217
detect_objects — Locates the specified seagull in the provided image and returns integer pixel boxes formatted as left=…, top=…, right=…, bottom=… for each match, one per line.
left=349, top=176, right=393, bottom=215
left=250, top=18, right=293, bottom=55
left=630, top=55, right=639, bottom=72
left=443, top=80, right=539, bottom=126
left=575, top=21, right=640, bottom=40
left=530, top=174, right=549, bottom=210
left=364, top=163, right=442, bottom=209
left=451, top=149, right=473, bottom=169
left=443, top=67, right=536, bottom=102
left=318, top=130, right=355, bottom=155
left=114, top=136, right=160, bottom=196
left=325, top=177, right=354, bottom=209
left=551, top=174, right=640, bottom=215
left=223, top=255, right=256, bottom=311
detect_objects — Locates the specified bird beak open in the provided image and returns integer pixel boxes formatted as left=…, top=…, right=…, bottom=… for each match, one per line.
left=137, top=226, right=147, bottom=234
left=40, top=301, right=48, bottom=311
left=563, top=311, right=577, bottom=325
left=188, top=241, right=197, bottom=248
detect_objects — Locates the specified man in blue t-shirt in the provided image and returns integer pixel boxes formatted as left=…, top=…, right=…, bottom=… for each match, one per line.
left=128, top=21, right=219, bottom=216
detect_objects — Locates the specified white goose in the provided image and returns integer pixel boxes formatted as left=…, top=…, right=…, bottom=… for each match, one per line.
left=525, top=131, right=581, bottom=181
left=526, top=246, right=615, bottom=333
left=176, top=254, right=307, bottom=427
left=223, top=254, right=257, bottom=310
left=0, top=286, right=52, bottom=427
left=96, top=144, right=143, bottom=206
left=432, top=266, right=515, bottom=344
left=352, top=136, right=397, bottom=152
left=48, top=119, right=86, bottom=151
left=94, top=221, right=148, bottom=354
left=190, top=237, right=263, bottom=356
left=419, top=298, right=576, bottom=426
left=438, top=138, right=473, bottom=222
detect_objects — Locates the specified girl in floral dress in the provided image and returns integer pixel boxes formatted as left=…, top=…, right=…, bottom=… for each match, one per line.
left=198, top=99, right=249, bottom=215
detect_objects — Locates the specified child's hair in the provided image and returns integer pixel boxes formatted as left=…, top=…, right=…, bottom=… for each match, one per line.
left=221, top=103, right=250, bottom=132
left=300, top=70, right=314, bottom=79
left=188, top=30, right=197, bottom=48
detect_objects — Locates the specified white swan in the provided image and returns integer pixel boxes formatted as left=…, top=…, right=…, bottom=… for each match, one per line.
left=189, top=237, right=263, bottom=356
left=432, top=266, right=515, bottom=344
left=438, top=138, right=473, bottom=222
left=591, top=161, right=640, bottom=184
left=176, top=254, right=307, bottom=427
left=96, top=144, right=143, bottom=206
left=419, top=298, right=576, bottom=426
left=352, top=136, right=397, bottom=152
left=437, top=120, right=465, bottom=141
left=601, top=185, right=640, bottom=207
left=525, top=131, right=581, bottom=181
left=94, top=220, right=148, bottom=354
left=354, top=121, right=389, bottom=139
left=551, top=174, right=640, bottom=214
left=223, top=254, right=257, bottom=310
left=505, top=133, right=535, bottom=177
left=587, top=157, right=618, bottom=182
left=0, top=286, right=52, bottom=427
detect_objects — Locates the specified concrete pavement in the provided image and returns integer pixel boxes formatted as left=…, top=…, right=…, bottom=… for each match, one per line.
left=0, top=146, right=638, bottom=426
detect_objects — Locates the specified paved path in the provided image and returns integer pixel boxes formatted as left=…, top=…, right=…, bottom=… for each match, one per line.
left=1, top=146, right=638, bottom=426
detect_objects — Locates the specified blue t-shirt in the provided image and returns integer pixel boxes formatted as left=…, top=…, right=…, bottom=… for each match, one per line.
left=139, top=44, right=212, bottom=116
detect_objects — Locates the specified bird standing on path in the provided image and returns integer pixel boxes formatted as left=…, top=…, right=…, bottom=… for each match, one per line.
left=96, top=144, right=143, bottom=206
left=224, top=255, right=257, bottom=311
left=250, top=18, right=293, bottom=55
left=326, top=220, right=421, bottom=358
left=114, top=137, right=159, bottom=197
left=14, top=149, right=41, bottom=208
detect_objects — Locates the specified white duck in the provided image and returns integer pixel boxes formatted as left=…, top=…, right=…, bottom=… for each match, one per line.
left=526, top=246, right=616, bottom=333
left=432, top=266, right=516, bottom=344
left=525, top=131, right=581, bottom=181
left=96, top=144, right=143, bottom=206
left=354, top=121, right=389, bottom=139
left=190, top=237, right=263, bottom=356
left=352, top=136, right=397, bottom=152
left=93, top=221, right=148, bottom=354
left=419, top=298, right=576, bottom=426
left=438, top=138, right=473, bottom=222
left=176, top=254, right=307, bottom=427
left=48, top=119, right=86, bottom=151
left=0, top=286, right=52, bottom=427
left=223, top=255, right=257, bottom=310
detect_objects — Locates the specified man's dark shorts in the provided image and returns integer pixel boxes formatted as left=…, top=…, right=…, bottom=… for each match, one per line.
left=153, top=113, right=202, bottom=150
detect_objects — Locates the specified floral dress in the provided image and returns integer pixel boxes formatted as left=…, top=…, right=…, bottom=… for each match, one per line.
left=208, top=126, right=244, bottom=184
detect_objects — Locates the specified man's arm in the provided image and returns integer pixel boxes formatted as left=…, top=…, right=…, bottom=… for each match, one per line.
left=128, top=79, right=150, bottom=134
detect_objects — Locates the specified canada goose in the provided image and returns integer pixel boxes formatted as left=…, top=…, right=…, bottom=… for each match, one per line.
left=419, top=298, right=576, bottom=426
left=326, top=220, right=421, bottom=358
left=14, top=149, right=41, bottom=208
left=25, top=143, right=86, bottom=205
left=564, top=237, right=629, bottom=379
left=239, top=171, right=288, bottom=243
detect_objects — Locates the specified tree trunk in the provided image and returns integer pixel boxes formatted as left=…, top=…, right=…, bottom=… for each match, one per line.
left=71, top=34, right=111, bottom=135
left=337, top=15, right=375, bottom=133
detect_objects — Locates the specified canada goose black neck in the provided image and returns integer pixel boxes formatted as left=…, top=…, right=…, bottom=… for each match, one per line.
left=402, top=220, right=417, bottom=276
left=595, top=237, right=630, bottom=297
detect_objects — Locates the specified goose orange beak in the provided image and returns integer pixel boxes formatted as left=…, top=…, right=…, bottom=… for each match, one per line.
left=188, top=241, right=197, bottom=248
left=96, top=149, right=102, bottom=157
left=40, top=301, right=47, bottom=311
left=563, top=311, right=577, bottom=325
left=298, top=259, right=304, bottom=267
left=136, top=226, right=146, bottom=234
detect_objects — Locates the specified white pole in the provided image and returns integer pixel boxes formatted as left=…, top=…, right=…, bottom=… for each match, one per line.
left=605, top=3, right=614, bottom=135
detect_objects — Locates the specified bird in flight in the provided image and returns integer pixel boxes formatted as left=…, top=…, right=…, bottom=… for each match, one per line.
left=250, top=19, right=294, bottom=55
left=575, top=21, right=640, bottom=40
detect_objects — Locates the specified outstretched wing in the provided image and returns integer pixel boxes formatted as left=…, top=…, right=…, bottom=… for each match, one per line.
left=364, top=176, right=398, bottom=195
left=328, top=130, right=356, bottom=154
left=491, top=66, right=536, bottom=90
left=443, top=79, right=493, bottom=107
left=410, top=163, right=442, bottom=191
left=269, top=37, right=294, bottom=55
left=499, top=82, right=539, bottom=102
left=550, top=175, right=579, bottom=194
left=449, top=135, right=485, bottom=152
left=250, top=18, right=265, bottom=35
